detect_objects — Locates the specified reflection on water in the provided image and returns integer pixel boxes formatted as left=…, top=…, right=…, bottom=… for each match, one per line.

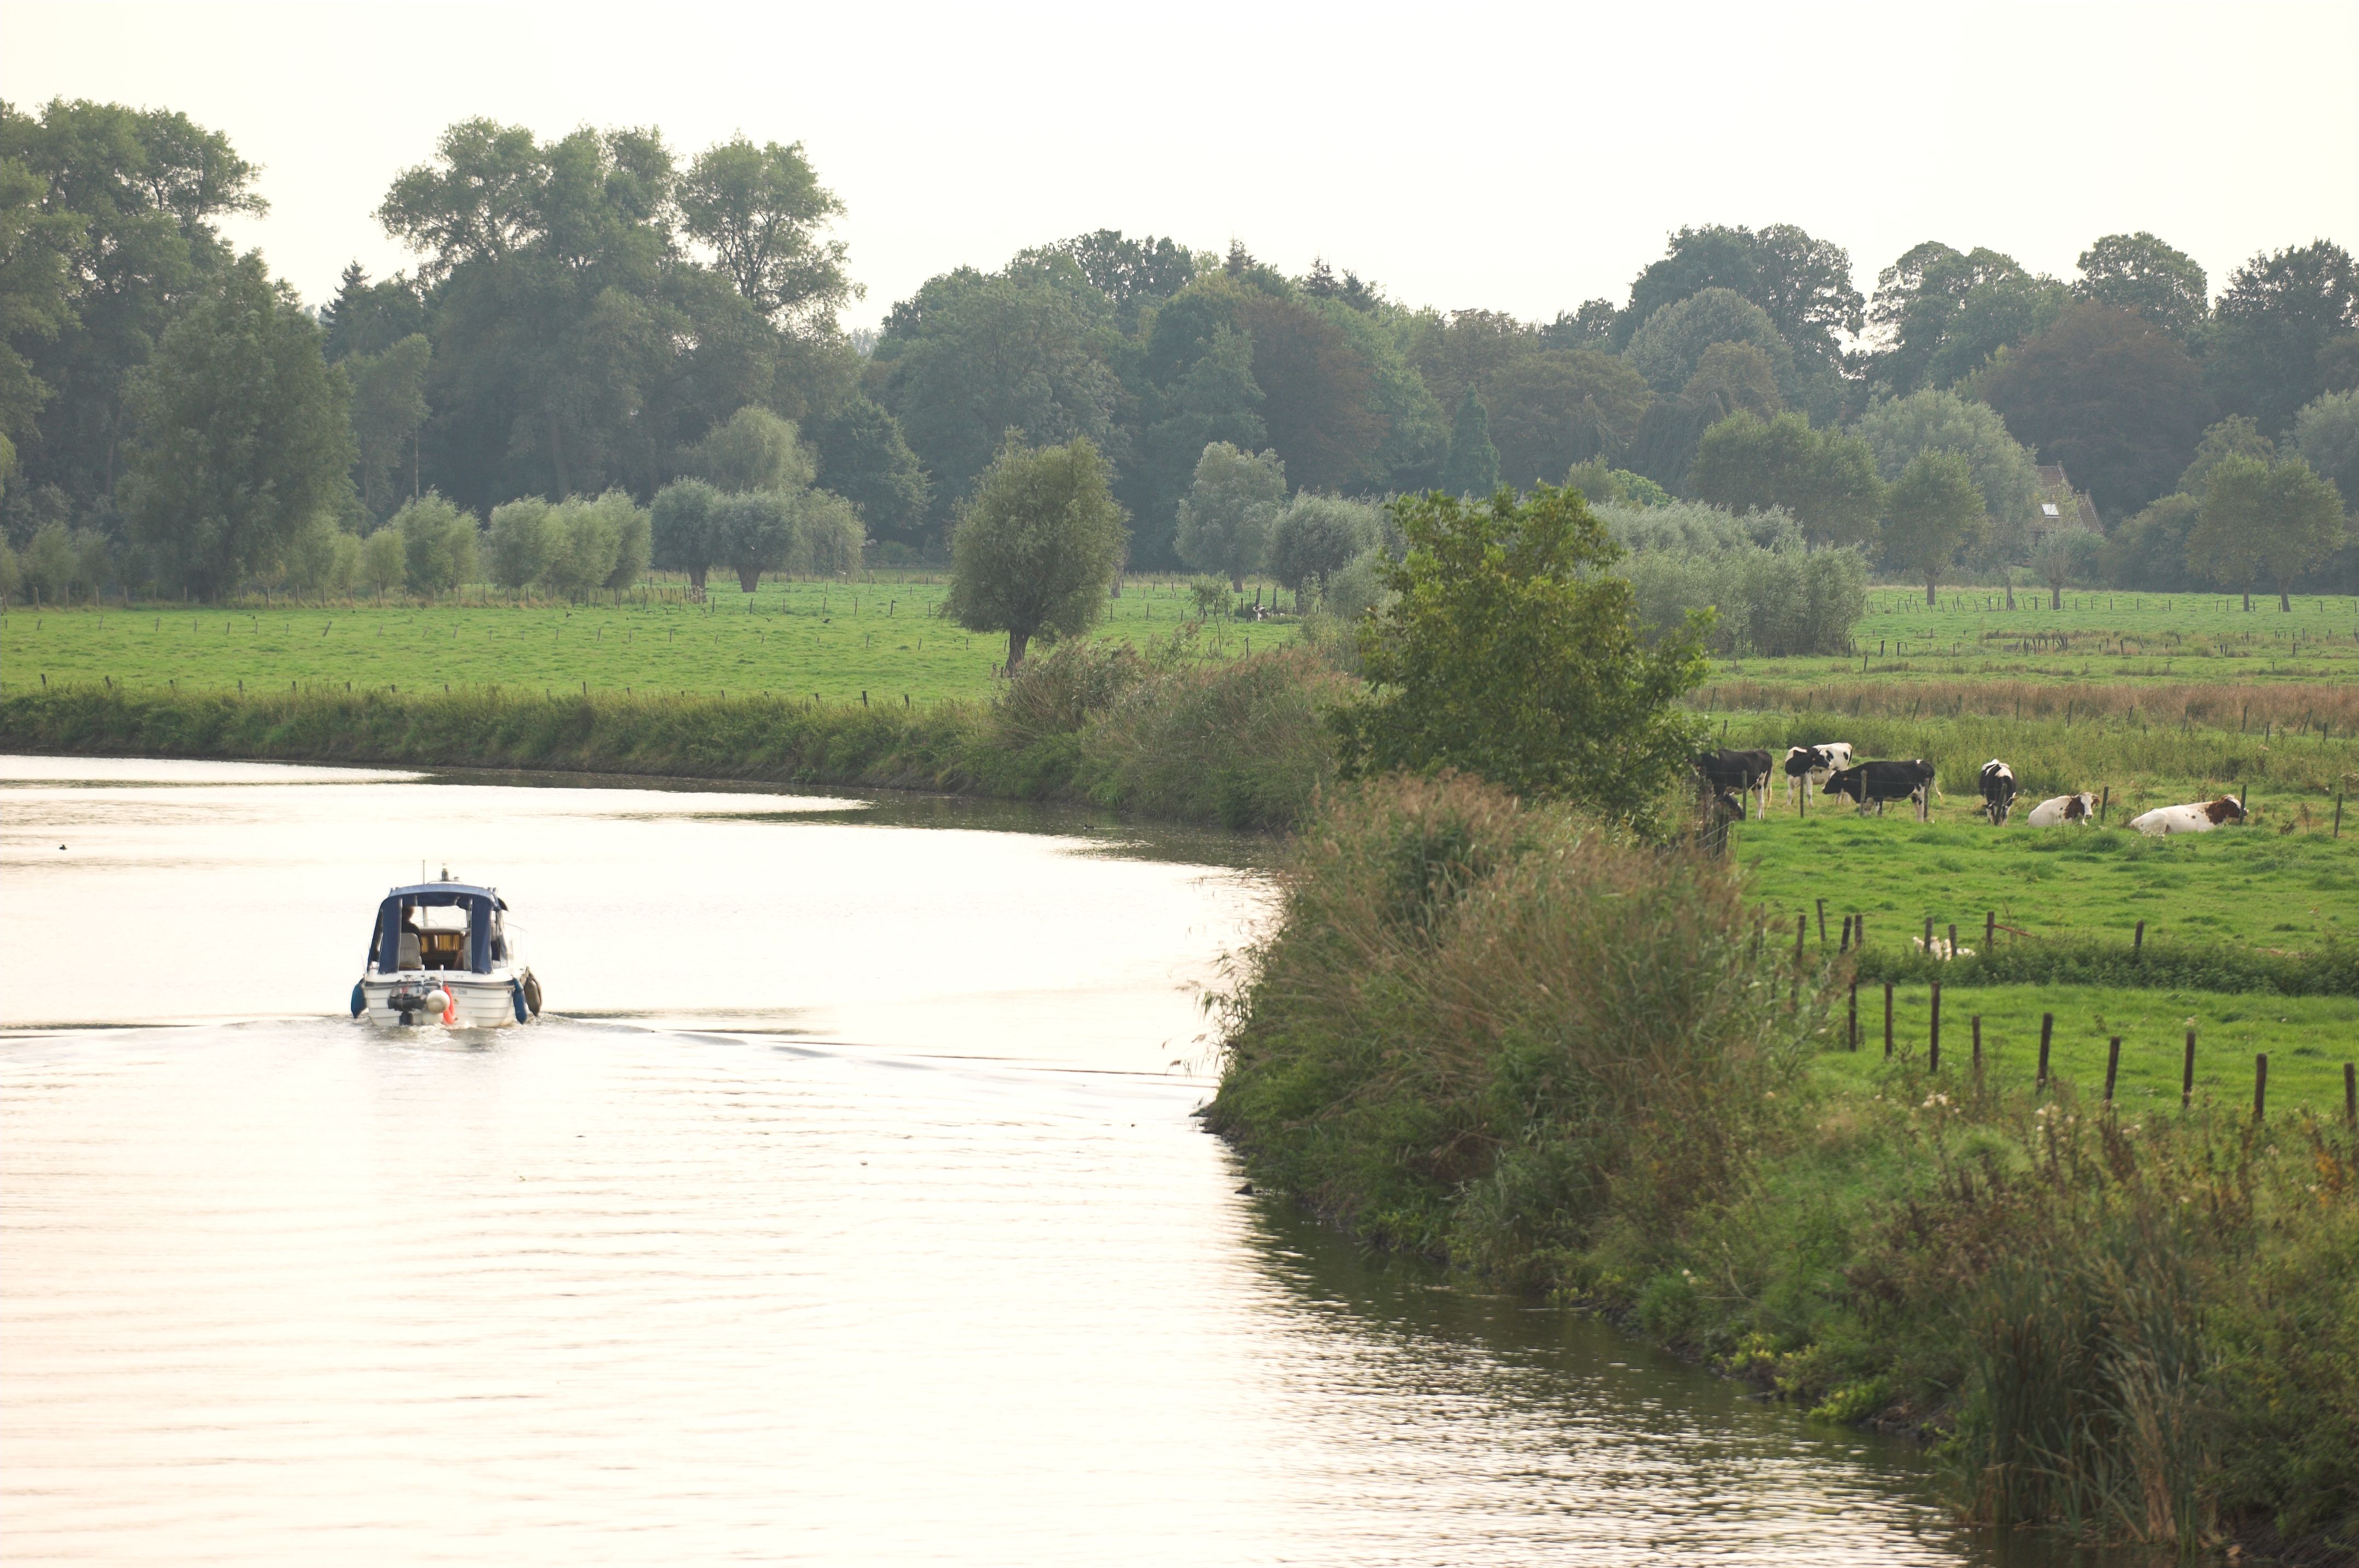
left=0, top=758, right=2122, bottom=1564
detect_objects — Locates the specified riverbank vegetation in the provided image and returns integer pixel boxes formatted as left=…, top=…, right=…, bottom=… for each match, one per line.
left=1206, top=772, right=2359, bottom=1558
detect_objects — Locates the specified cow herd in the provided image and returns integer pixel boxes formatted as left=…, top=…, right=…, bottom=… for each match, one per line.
left=1695, top=745, right=2248, bottom=838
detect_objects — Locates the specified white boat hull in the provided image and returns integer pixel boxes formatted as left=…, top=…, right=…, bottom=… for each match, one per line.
left=356, top=973, right=532, bottom=1029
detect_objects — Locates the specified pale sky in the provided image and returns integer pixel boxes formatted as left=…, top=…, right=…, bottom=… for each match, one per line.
left=5, top=0, right=2356, bottom=335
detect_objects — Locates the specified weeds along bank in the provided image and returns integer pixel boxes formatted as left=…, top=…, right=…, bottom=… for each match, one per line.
left=0, top=644, right=1342, bottom=831
left=1206, top=774, right=2359, bottom=1557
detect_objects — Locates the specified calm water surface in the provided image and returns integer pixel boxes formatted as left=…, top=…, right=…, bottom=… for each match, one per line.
left=2, top=759, right=2096, bottom=1564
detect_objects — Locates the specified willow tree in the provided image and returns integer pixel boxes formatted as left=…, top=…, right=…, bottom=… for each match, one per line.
left=945, top=437, right=1126, bottom=671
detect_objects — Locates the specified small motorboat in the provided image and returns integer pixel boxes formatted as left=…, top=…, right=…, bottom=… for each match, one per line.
left=350, top=869, right=541, bottom=1027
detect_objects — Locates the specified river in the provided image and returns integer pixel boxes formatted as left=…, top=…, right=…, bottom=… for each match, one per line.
left=1, top=757, right=2095, bottom=1564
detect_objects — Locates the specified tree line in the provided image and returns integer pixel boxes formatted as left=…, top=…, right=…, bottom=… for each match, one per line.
left=1, top=98, right=2352, bottom=606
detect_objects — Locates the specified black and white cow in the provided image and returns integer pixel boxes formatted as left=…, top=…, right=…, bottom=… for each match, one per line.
left=1977, top=759, right=2018, bottom=825
left=1781, top=742, right=1855, bottom=806
left=1693, top=748, right=1774, bottom=818
left=1825, top=759, right=1939, bottom=820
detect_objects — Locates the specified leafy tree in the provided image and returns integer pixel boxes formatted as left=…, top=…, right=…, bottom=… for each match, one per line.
left=1175, top=441, right=1284, bottom=589
left=280, top=512, right=361, bottom=599
left=1853, top=387, right=2041, bottom=558
left=1013, top=230, right=1195, bottom=328
left=1881, top=449, right=1986, bottom=604
left=359, top=524, right=405, bottom=596
left=345, top=333, right=429, bottom=522
left=2029, top=526, right=2103, bottom=609
left=675, top=136, right=850, bottom=328
left=540, top=490, right=644, bottom=597
left=809, top=395, right=929, bottom=547
left=2292, top=391, right=2359, bottom=510
left=1268, top=493, right=1381, bottom=593
left=118, top=254, right=354, bottom=597
left=1484, top=349, right=1653, bottom=489
left=1542, top=300, right=1618, bottom=350
left=689, top=403, right=814, bottom=494
left=1615, top=223, right=1863, bottom=377
left=2178, top=415, right=2274, bottom=497
left=2187, top=454, right=2346, bottom=611
left=878, top=267, right=1118, bottom=530
left=1621, top=287, right=1792, bottom=397
left=2100, top=493, right=2201, bottom=591
left=1679, top=341, right=1783, bottom=424
left=1562, top=459, right=1668, bottom=507
left=796, top=487, right=864, bottom=576
left=1236, top=291, right=1386, bottom=493
left=2206, top=242, right=2359, bottom=437
left=945, top=437, right=1126, bottom=670
left=391, top=491, right=478, bottom=596
left=1690, top=412, right=1883, bottom=547
left=2074, top=233, right=2208, bottom=342
left=0, top=149, right=78, bottom=461
left=713, top=488, right=794, bottom=591
left=1440, top=386, right=1498, bottom=495
left=2, top=99, right=263, bottom=510
left=1409, top=308, right=1539, bottom=410
left=1335, top=483, right=1706, bottom=824
left=1867, top=242, right=2062, bottom=394
left=649, top=477, right=720, bottom=589
left=1982, top=303, right=2213, bottom=518
left=319, top=262, right=426, bottom=362
left=1131, top=316, right=1265, bottom=566
left=1299, top=255, right=1381, bottom=313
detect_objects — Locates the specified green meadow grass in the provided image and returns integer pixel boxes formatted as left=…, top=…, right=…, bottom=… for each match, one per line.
left=1734, top=814, right=2357, bottom=952
left=0, top=574, right=1301, bottom=707
left=1712, top=586, right=2359, bottom=696
left=1809, top=982, right=2359, bottom=1115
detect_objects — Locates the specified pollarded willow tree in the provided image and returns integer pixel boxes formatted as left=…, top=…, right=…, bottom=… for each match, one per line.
left=1175, top=441, right=1285, bottom=590
left=1881, top=450, right=1987, bottom=605
left=945, top=437, right=1127, bottom=672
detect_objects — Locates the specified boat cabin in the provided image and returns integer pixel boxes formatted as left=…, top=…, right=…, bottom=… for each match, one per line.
left=367, top=883, right=511, bottom=975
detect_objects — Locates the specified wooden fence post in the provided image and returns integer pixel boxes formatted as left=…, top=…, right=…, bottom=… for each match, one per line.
left=2253, top=1054, right=2269, bottom=1121
left=2104, top=1037, right=2121, bottom=1103
left=1971, top=1015, right=1982, bottom=1072
left=2133, top=920, right=2145, bottom=959
left=1923, top=916, right=1934, bottom=952
left=2346, top=1062, right=2356, bottom=1130
left=2098, top=785, right=2109, bottom=825
left=1929, top=983, right=1941, bottom=1071
left=1795, top=913, right=1806, bottom=967
left=1985, top=911, right=1995, bottom=951
left=1948, top=923, right=1959, bottom=959
left=2037, top=1013, right=2053, bottom=1091
left=1816, top=898, right=1827, bottom=945
left=2183, top=1029, right=2197, bottom=1109
left=1848, top=981, right=1858, bottom=1051
left=1841, top=915, right=1853, bottom=953
left=1884, top=982, right=1895, bottom=1059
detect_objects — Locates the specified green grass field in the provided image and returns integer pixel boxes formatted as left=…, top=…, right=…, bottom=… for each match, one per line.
left=0, top=573, right=1302, bottom=705
left=1811, top=982, right=2358, bottom=1115
left=1736, top=815, right=2356, bottom=952
left=1716, top=586, right=2359, bottom=700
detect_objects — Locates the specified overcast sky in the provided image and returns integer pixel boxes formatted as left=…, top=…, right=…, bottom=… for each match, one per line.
left=7, top=0, right=2356, bottom=334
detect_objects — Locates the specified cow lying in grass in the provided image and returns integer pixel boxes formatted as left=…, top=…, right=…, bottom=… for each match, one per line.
left=2130, top=797, right=2246, bottom=836
left=1824, top=759, right=1939, bottom=820
left=2025, top=792, right=2097, bottom=828
left=1781, top=742, right=1854, bottom=806
left=1977, top=760, right=2017, bottom=825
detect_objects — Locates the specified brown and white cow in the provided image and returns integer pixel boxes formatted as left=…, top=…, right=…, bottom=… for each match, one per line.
left=2129, top=797, right=2246, bottom=836
left=2025, top=792, right=2097, bottom=828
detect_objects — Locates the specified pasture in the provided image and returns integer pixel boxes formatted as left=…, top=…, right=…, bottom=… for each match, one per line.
left=0, top=574, right=1300, bottom=707
left=1735, top=814, right=2355, bottom=953
left=1810, top=982, right=2359, bottom=1116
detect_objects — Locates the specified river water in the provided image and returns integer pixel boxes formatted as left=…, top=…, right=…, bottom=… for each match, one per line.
left=2, top=758, right=2087, bottom=1565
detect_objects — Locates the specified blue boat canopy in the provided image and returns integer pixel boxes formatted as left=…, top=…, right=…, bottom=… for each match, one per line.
left=367, top=883, right=509, bottom=974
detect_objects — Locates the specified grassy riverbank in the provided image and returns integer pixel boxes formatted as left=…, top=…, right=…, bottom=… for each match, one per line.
left=0, top=646, right=1340, bottom=831
left=1206, top=774, right=2359, bottom=1559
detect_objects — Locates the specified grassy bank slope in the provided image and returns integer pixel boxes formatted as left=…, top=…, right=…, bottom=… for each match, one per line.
left=0, top=645, right=1340, bottom=830
left=1207, top=776, right=2359, bottom=1558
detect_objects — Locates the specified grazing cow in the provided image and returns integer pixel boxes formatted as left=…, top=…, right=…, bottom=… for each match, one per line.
left=1782, top=742, right=1855, bottom=806
left=2130, top=797, right=2246, bottom=837
left=1693, top=748, right=1774, bottom=817
left=1825, top=759, right=1939, bottom=820
left=2026, top=792, right=2097, bottom=828
left=1977, top=760, right=2018, bottom=825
